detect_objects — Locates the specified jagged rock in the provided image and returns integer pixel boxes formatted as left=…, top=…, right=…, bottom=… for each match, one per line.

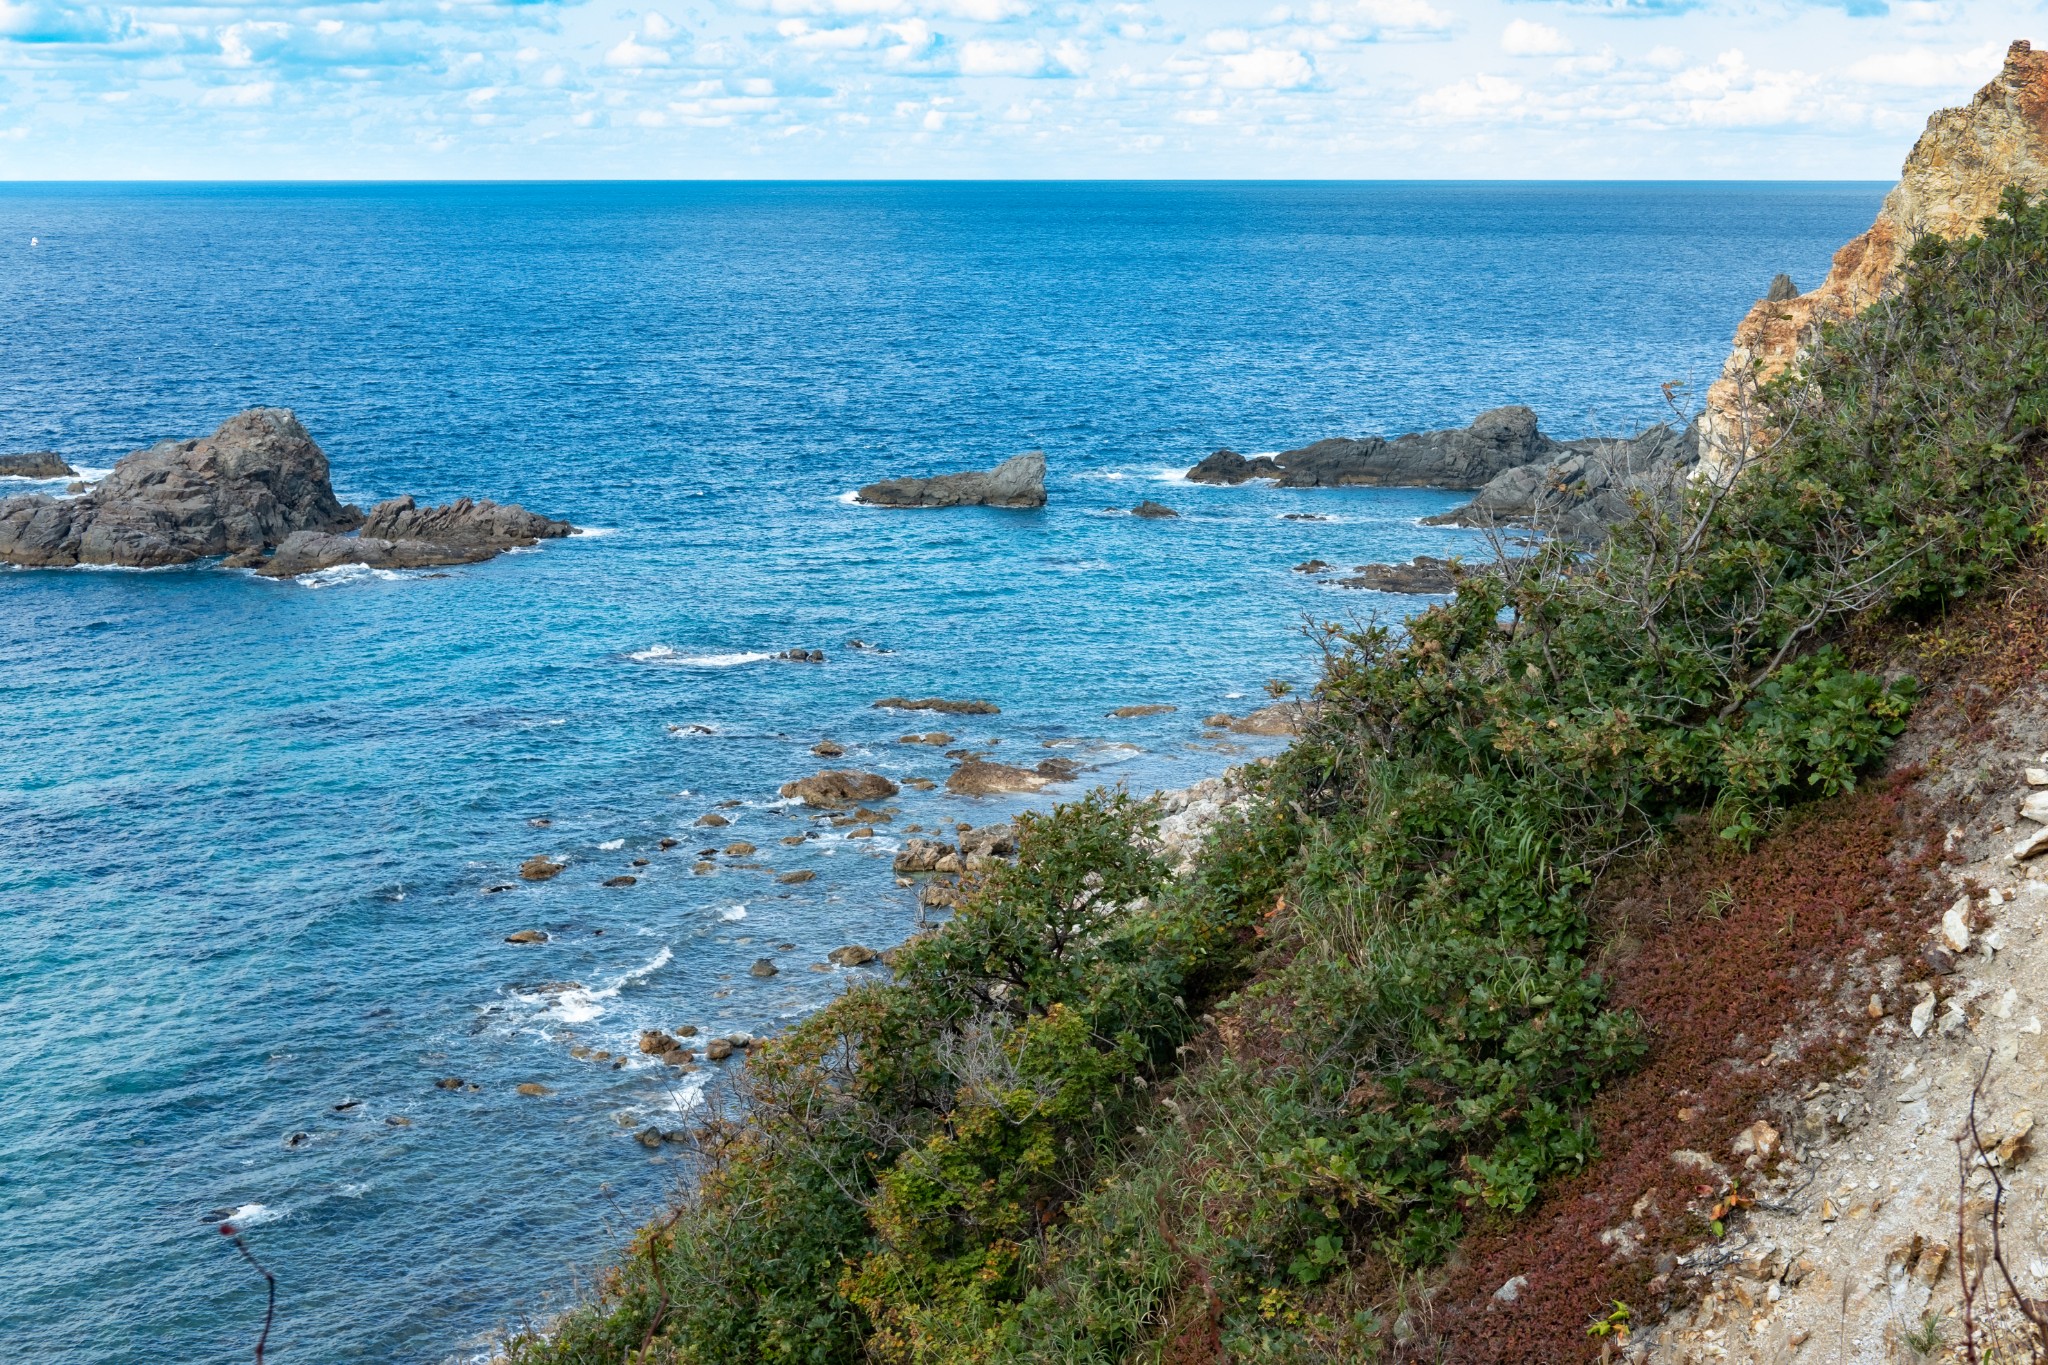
left=1423, top=424, right=1699, bottom=543
left=1186, top=449, right=1282, bottom=484
left=893, top=837, right=953, bottom=873
left=255, top=530, right=501, bottom=577
left=873, top=697, right=1000, bottom=715
left=1765, top=273, right=1799, bottom=302
left=361, top=494, right=573, bottom=548
left=779, top=769, right=901, bottom=808
left=0, top=451, right=75, bottom=479
left=519, top=857, right=565, bottom=882
left=639, top=1030, right=679, bottom=1055
left=1701, top=42, right=2048, bottom=479
left=1130, top=500, right=1179, bottom=518
left=855, top=451, right=1047, bottom=509
left=958, top=823, right=1017, bottom=858
left=0, top=409, right=363, bottom=568
left=1335, top=557, right=1459, bottom=594
left=1293, top=559, right=1330, bottom=573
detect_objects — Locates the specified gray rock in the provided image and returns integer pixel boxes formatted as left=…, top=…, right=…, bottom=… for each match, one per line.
left=1334, top=557, right=1458, bottom=594
left=1424, top=423, right=1699, bottom=543
left=778, top=769, right=901, bottom=808
left=0, top=409, right=363, bottom=568
left=0, top=451, right=76, bottom=479
left=1765, top=273, right=1800, bottom=302
left=359, top=493, right=573, bottom=548
left=1189, top=407, right=1553, bottom=491
left=855, top=451, right=1046, bottom=509
left=1130, top=500, right=1179, bottom=518
left=255, top=531, right=501, bottom=578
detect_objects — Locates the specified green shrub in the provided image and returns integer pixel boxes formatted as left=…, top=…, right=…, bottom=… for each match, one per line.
left=513, top=192, right=2048, bottom=1365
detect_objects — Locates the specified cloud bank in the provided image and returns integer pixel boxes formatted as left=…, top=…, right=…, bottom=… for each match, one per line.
left=0, top=0, right=2030, bottom=176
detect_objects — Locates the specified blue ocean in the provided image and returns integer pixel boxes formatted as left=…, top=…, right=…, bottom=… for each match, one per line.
left=0, top=182, right=1886, bottom=1363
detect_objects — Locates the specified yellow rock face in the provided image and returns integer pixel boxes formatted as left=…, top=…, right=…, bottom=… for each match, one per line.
left=1699, top=39, right=2048, bottom=480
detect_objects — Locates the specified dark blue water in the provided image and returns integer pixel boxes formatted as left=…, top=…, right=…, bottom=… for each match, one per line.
left=0, top=182, right=1887, bottom=1364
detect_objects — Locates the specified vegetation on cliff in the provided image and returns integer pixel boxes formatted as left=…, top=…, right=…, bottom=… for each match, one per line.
left=510, top=192, right=2048, bottom=1364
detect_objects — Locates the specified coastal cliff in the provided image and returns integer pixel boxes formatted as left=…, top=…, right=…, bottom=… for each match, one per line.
left=504, top=57, right=2048, bottom=1365
left=1700, top=39, right=2048, bottom=480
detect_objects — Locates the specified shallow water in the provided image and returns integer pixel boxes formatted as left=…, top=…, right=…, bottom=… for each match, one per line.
left=0, top=181, right=1886, bottom=1363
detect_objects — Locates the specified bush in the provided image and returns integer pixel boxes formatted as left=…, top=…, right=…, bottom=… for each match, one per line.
left=513, top=192, right=2048, bottom=1365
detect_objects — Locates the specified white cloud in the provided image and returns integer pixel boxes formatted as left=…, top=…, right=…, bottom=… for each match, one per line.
left=605, top=36, right=670, bottom=67
left=1847, top=42, right=2004, bottom=89
left=1501, top=21, right=1570, bottom=58
left=959, top=38, right=1051, bottom=74
left=198, top=80, right=275, bottom=107
left=642, top=12, right=679, bottom=41
left=1216, top=47, right=1313, bottom=89
left=1417, top=72, right=1524, bottom=119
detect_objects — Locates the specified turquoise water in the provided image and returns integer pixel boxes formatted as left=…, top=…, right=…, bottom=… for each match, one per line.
left=0, top=182, right=1887, bottom=1363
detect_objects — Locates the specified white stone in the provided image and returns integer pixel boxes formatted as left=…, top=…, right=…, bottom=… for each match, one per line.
left=2011, top=824, right=2048, bottom=861
left=1943, top=904, right=1974, bottom=952
left=2029, top=768, right=2048, bottom=787
left=2023, top=790, right=2048, bottom=822
left=1912, top=997, right=1936, bottom=1037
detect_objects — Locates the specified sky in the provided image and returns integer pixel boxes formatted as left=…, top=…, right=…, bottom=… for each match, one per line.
left=0, top=0, right=2036, bottom=178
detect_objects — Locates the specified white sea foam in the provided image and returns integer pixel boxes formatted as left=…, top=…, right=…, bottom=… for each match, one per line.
left=569, top=526, right=617, bottom=538
left=630, top=645, right=774, bottom=668
left=836, top=489, right=862, bottom=505
left=535, top=946, right=675, bottom=1024
left=719, top=905, right=747, bottom=921
left=296, top=564, right=409, bottom=590
left=225, top=1202, right=284, bottom=1228
left=598, top=838, right=624, bottom=851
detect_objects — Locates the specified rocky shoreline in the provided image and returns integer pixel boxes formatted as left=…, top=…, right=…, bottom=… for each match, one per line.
left=0, top=408, right=575, bottom=576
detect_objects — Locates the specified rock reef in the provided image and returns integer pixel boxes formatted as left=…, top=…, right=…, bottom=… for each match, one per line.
left=0, top=409, right=575, bottom=575
left=1190, top=407, right=1697, bottom=543
left=0, top=452, right=76, bottom=479
left=855, top=451, right=1046, bottom=509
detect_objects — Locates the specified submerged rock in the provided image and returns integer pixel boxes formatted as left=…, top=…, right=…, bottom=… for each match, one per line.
left=0, top=452, right=75, bottom=479
left=1108, top=704, right=1176, bottom=718
left=779, top=769, right=901, bottom=808
left=855, top=451, right=1047, bottom=509
left=1130, top=500, right=1179, bottom=519
left=504, top=929, right=550, bottom=944
left=518, top=856, right=565, bottom=882
left=873, top=696, right=1000, bottom=715
left=1204, top=703, right=1310, bottom=737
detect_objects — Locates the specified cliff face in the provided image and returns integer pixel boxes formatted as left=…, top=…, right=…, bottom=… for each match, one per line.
left=1700, top=39, right=2048, bottom=480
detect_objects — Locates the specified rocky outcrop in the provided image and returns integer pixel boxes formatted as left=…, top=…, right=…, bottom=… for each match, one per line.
left=1425, top=423, right=1699, bottom=542
left=0, top=452, right=75, bottom=479
left=779, top=769, right=901, bottom=809
left=1336, top=557, right=1459, bottom=594
left=874, top=697, right=1000, bottom=716
left=1203, top=702, right=1312, bottom=737
left=1130, top=500, right=1179, bottom=519
left=1186, top=407, right=1551, bottom=490
left=0, top=410, right=577, bottom=575
left=0, top=409, right=362, bottom=568
left=855, top=452, right=1047, bottom=509
left=946, top=757, right=1077, bottom=796
left=1699, top=40, right=2048, bottom=481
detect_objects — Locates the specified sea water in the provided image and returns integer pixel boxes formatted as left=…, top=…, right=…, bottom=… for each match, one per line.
left=0, top=182, right=1886, bottom=1363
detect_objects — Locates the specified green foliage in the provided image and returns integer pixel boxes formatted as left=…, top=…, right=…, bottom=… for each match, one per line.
left=512, top=191, right=2048, bottom=1365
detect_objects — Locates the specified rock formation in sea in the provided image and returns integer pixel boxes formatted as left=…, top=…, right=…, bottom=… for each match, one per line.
left=1190, top=406, right=1696, bottom=542
left=854, top=451, right=1047, bottom=508
left=0, top=409, right=575, bottom=575
left=0, top=451, right=76, bottom=479
left=1698, top=40, right=2048, bottom=481
left=1334, top=556, right=1459, bottom=594
left=1187, top=406, right=1555, bottom=490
